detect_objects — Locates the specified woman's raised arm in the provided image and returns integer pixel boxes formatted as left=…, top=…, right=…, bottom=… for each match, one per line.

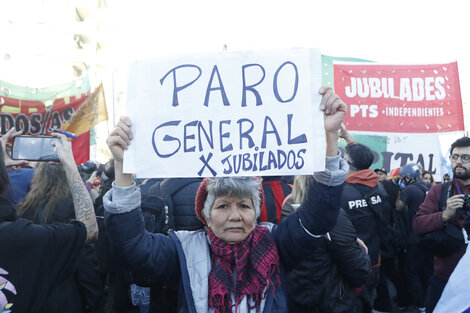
left=51, top=133, right=98, bottom=244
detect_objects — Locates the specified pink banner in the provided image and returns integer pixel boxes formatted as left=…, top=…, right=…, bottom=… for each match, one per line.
left=334, top=62, right=464, bottom=133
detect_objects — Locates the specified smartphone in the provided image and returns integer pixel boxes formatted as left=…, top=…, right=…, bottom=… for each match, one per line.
left=12, top=136, right=60, bottom=162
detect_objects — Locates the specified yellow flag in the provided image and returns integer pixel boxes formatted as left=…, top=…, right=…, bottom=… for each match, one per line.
left=61, top=83, right=108, bottom=136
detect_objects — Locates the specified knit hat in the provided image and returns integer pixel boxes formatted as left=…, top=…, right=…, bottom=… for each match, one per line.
left=195, top=178, right=210, bottom=225
left=195, top=177, right=265, bottom=225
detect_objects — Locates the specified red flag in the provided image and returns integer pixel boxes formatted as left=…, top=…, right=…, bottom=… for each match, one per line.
left=0, top=93, right=91, bottom=163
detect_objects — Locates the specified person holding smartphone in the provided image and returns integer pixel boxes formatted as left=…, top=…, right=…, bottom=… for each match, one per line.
left=0, top=129, right=98, bottom=313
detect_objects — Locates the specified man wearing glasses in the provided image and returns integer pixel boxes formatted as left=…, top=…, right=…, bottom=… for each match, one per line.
left=413, top=137, right=470, bottom=313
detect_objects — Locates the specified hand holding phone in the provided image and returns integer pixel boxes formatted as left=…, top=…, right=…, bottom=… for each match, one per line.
left=49, top=132, right=76, bottom=168
left=12, top=135, right=60, bottom=162
left=1, top=128, right=29, bottom=167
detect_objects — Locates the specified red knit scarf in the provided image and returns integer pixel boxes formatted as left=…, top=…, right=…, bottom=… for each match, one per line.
left=207, top=225, right=280, bottom=313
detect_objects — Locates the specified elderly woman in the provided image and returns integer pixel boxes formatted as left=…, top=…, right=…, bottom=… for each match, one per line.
left=104, top=86, right=348, bottom=313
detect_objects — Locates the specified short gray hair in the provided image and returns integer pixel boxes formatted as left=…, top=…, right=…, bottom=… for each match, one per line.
left=203, top=177, right=262, bottom=222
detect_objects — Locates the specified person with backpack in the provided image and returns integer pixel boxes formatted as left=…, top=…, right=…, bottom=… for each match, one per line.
left=395, top=163, right=433, bottom=313
left=341, top=143, right=387, bottom=313
left=413, top=137, right=470, bottom=313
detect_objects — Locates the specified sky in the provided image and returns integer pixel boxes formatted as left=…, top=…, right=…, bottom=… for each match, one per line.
left=110, top=0, right=469, bottom=65
left=1, top=0, right=469, bottom=99
left=109, top=0, right=469, bottom=112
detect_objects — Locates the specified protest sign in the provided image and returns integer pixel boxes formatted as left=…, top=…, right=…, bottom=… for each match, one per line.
left=124, top=49, right=324, bottom=178
left=334, top=61, right=465, bottom=180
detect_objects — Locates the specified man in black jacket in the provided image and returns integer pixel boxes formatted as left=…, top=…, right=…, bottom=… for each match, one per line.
left=341, top=143, right=384, bottom=313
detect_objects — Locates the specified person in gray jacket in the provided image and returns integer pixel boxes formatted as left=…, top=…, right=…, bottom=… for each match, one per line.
left=104, top=86, right=348, bottom=313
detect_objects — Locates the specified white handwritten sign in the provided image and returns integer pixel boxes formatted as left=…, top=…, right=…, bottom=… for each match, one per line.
left=124, top=48, right=325, bottom=178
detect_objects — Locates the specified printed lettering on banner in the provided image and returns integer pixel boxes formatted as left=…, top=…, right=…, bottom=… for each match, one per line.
left=334, top=62, right=464, bottom=133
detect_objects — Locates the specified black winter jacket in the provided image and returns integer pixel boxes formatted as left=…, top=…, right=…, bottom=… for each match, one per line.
left=286, top=208, right=371, bottom=313
left=341, top=183, right=382, bottom=266
left=151, top=178, right=204, bottom=231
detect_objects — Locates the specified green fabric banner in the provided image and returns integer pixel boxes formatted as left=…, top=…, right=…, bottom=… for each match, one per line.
left=321, top=55, right=372, bottom=88
left=0, top=76, right=90, bottom=101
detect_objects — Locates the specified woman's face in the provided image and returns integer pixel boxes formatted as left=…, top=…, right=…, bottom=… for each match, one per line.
left=207, top=195, right=256, bottom=244
left=422, top=173, right=433, bottom=185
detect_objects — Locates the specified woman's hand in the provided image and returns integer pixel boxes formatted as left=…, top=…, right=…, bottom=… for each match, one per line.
left=50, top=133, right=75, bottom=168
left=106, top=116, right=133, bottom=162
left=1, top=128, right=29, bottom=167
left=50, top=132, right=98, bottom=243
left=318, top=86, right=348, bottom=157
left=319, top=86, right=347, bottom=134
left=106, top=116, right=134, bottom=187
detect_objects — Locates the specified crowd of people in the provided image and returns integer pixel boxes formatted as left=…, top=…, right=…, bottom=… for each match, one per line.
left=0, top=86, right=469, bottom=313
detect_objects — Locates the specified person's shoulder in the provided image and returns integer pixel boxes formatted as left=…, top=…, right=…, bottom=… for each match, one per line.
left=1, top=218, right=78, bottom=242
left=403, top=183, right=420, bottom=193
left=344, top=182, right=370, bottom=194
left=343, top=183, right=358, bottom=191
left=428, top=183, right=444, bottom=196
left=45, top=220, right=87, bottom=246
left=342, top=183, right=358, bottom=198
left=405, top=183, right=419, bottom=191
